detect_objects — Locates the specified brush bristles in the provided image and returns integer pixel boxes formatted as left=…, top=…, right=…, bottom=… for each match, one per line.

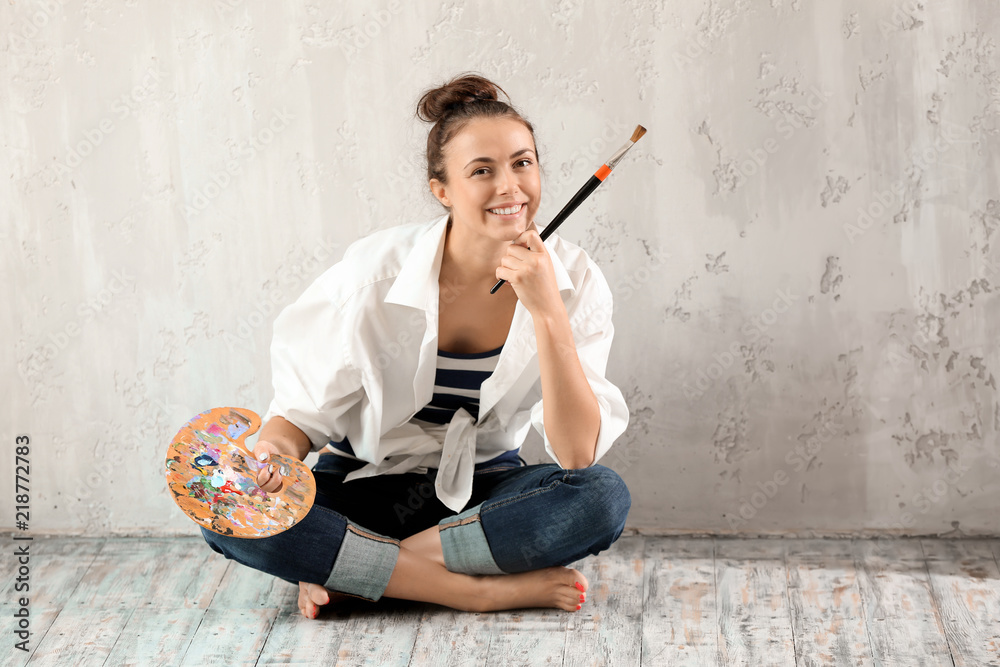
left=631, top=125, right=647, bottom=143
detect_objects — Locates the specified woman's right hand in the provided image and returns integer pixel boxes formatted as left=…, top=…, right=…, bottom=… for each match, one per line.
left=252, top=439, right=297, bottom=493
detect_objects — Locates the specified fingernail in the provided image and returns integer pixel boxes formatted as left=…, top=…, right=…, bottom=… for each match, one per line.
left=257, top=451, right=269, bottom=461
left=574, top=581, right=585, bottom=592
left=268, top=464, right=274, bottom=474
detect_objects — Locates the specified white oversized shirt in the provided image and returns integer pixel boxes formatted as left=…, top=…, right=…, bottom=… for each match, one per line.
left=263, top=213, right=629, bottom=513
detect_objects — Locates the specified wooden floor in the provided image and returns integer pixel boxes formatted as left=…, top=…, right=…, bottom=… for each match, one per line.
left=4, top=534, right=999, bottom=666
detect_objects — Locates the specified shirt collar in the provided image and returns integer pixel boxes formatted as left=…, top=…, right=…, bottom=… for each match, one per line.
left=383, top=214, right=449, bottom=310
left=383, top=213, right=576, bottom=311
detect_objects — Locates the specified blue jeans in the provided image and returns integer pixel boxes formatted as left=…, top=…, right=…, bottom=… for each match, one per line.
left=200, top=453, right=631, bottom=602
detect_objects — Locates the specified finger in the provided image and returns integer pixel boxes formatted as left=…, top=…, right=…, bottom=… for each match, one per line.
left=495, top=266, right=516, bottom=284
left=254, top=446, right=270, bottom=472
left=505, top=244, right=532, bottom=260
left=513, top=229, right=543, bottom=248
left=499, top=255, right=524, bottom=270
left=257, top=463, right=280, bottom=489
left=262, top=466, right=283, bottom=493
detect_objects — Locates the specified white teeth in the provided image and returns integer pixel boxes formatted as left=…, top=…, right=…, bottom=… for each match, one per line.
left=489, top=204, right=523, bottom=215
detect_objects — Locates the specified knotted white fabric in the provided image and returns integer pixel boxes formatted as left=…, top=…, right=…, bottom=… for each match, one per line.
left=433, top=407, right=478, bottom=513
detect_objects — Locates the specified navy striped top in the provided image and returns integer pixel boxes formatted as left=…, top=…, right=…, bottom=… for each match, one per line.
left=411, top=344, right=504, bottom=427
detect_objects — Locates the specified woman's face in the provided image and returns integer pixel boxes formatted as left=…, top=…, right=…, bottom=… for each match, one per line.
left=430, top=116, right=541, bottom=244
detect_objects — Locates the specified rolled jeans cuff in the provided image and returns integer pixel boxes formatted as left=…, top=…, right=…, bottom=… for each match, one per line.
left=438, top=503, right=505, bottom=575
left=324, top=522, right=400, bottom=601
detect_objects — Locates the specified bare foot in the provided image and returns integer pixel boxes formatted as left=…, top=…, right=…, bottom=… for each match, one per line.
left=472, top=567, right=588, bottom=613
left=298, top=581, right=347, bottom=619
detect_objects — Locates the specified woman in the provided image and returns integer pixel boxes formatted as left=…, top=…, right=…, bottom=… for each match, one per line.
left=201, top=74, right=632, bottom=618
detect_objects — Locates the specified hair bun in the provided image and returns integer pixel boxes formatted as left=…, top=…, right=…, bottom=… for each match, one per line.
left=417, top=74, right=508, bottom=123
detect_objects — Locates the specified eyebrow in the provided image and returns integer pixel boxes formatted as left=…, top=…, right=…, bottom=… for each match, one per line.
left=464, top=148, right=535, bottom=170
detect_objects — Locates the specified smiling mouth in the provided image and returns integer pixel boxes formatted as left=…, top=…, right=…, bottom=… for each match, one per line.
left=487, top=203, right=525, bottom=216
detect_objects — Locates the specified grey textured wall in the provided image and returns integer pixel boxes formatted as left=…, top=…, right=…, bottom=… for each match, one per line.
left=3, top=1, right=998, bottom=536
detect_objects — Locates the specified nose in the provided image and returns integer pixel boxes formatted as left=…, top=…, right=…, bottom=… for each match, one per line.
left=496, top=165, right=519, bottom=195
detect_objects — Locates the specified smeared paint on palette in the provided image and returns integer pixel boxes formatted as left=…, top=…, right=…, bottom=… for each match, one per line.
left=165, top=407, right=315, bottom=538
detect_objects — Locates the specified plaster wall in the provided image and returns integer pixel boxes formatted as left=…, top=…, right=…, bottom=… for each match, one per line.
left=2, top=0, right=998, bottom=536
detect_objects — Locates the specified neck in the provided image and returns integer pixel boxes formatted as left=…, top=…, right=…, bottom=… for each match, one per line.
left=440, top=216, right=511, bottom=289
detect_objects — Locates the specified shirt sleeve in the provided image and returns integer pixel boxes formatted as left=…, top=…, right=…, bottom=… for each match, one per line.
left=263, top=269, right=364, bottom=453
left=529, top=260, right=630, bottom=468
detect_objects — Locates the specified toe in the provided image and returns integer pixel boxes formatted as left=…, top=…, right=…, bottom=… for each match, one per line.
left=561, top=589, right=582, bottom=610
left=298, top=583, right=322, bottom=619
left=308, top=584, right=330, bottom=606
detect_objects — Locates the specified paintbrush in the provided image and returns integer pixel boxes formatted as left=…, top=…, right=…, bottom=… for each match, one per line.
left=491, top=124, right=647, bottom=294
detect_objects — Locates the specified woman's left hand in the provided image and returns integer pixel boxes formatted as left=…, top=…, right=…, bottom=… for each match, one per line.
left=495, top=228, right=563, bottom=317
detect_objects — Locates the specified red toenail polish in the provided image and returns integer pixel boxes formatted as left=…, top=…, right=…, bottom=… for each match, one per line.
left=574, top=582, right=585, bottom=592
left=579, top=594, right=585, bottom=602
left=576, top=604, right=582, bottom=610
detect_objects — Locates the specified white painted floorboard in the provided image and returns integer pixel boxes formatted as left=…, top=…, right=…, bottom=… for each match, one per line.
left=4, top=535, right=999, bottom=666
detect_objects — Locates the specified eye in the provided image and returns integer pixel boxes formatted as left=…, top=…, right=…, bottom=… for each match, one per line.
left=514, top=158, right=533, bottom=168
left=471, top=167, right=489, bottom=176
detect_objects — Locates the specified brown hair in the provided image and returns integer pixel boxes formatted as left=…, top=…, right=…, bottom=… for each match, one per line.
left=416, top=73, right=536, bottom=184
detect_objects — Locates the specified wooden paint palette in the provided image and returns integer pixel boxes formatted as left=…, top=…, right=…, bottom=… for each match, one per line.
left=165, top=407, right=315, bottom=538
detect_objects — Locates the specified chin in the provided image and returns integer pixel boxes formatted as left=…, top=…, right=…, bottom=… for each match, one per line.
left=508, top=219, right=532, bottom=239
left=482, top=215, right=525, bottom=234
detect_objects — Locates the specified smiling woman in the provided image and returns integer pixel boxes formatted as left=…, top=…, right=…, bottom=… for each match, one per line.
left=430, top=116, right=541, bottom=293
left=199, top=73, right=632, bottom=620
